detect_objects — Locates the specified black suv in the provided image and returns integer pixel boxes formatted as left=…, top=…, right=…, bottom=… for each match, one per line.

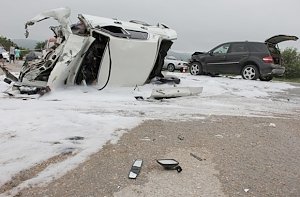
left=189, top=35, right=298, bottom=81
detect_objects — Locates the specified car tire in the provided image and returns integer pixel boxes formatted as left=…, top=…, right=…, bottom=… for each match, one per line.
left=259, top=75, right=273, bottom=81
left=190, top=62, right=203, bottom=75
left=242, top=65, right=259, bottom=80
left=167, top=64, right=175, bottom=72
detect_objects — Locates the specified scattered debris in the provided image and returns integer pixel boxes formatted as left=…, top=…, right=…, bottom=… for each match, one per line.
left=134, top=96, right=144, bottom=100
left=38, top=86, right=51, bottom=96
left=151, top=76, right=180, bottom=84
left=190, top=153, right=205, bottom=161
left=150, top=87, right=203, bottom=100
left=139, top=111, right=145, bottom=115
left=215, top=134, right=224, bottom=139
left=140, top=137, right=151, bottom=141
left=156, top=159, right=182, bottom=173
left=0, top=65, right=18, bottom=82
left=61, top=147, right=76, bottom=155
left=177, top=134, right=184, bottom=140
left=45, top=99, right=62, bottom=102
left=4, top=78, right=12, bottom=84
left=129, top=159, right=143, bottom=179
left=159, top=135, right=167, bottom=138
left=67, top=136, right=85, bottom=141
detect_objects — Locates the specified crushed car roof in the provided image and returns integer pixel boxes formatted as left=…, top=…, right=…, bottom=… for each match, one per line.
left=79, top=14, right=177, bottom=40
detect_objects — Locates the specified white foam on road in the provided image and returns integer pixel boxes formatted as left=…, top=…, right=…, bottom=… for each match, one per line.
left=0, top=72, right=299, bottom=195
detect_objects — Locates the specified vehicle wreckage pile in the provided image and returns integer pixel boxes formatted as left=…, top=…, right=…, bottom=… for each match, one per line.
left=1, top=8, right=178, bottom=95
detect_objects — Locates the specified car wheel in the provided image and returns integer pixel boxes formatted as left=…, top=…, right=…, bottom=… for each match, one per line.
left=259, top=75, right=273, bottom=81
left=190, top=62, right=203, bottom=75
left=167, top=64, right=175, bottom=72
left=242, top=65, right=259, bottom=80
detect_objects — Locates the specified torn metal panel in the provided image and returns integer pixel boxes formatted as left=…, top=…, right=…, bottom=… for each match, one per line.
left=25, top=7, right=72, bottom=38
left=0, top=65, right=18, bottom=82
left=47, top=34, right=92, bottom=89
left=79, top=14, right=177, bottom=40
left=150, top=87, right=203, bottom=99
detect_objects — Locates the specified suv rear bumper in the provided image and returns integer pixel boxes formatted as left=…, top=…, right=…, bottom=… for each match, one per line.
left=260, top=64, right=285, bottom=76
left=271, top=67, right=285, bottom=76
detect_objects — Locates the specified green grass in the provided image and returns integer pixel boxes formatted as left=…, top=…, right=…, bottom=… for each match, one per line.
left=274, top=77, right=300, bottom=83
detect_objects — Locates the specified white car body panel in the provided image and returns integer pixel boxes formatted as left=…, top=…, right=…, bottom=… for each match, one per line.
left=47, top=34, right=90, bottom=89
left=25, top=7, right=72, bottom=38
left=97, top=34, right=160, bottom=88
left=66, top=37, right=96, bottom=85
left=80, top=14, right=177, bottom=41
left=150, top=87, right=203, bottom=99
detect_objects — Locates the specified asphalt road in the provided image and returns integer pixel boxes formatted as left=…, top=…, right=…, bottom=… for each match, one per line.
left=19, top=115, right=300, bottom=197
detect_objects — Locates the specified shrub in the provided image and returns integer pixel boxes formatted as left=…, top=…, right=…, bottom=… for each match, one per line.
left=281, top=48, right=300, bottom=78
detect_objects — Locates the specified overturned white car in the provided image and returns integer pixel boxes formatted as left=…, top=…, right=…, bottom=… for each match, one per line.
left=3, top=8, right=177, bottom=94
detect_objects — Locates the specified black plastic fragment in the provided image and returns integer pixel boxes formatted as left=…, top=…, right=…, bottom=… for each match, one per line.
left=67, top=136, right=84, bottom=141
left=190, top=153, right=206, bottom=161
left=4, top=78, right=12, bottom=84
left=175, top=166, right=182, bottom=173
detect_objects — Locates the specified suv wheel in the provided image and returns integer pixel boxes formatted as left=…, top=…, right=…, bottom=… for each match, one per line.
left=190, top=62, right=203, bottom=75
left=167, top=64, right=175, bottom=72
left=259, top=75, right=273, bottom=81
left=242, top=65, right=259, bottom=80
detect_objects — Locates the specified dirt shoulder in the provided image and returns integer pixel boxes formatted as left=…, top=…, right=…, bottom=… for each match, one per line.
left=0, top=62, right=22, bottom=75
left=18, top=115, right=300, bottom=197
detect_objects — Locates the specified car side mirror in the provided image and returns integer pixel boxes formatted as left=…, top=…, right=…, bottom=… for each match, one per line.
left=209, top=51, right=213, bottom=56
left=156, top=159, right=182, bottom=173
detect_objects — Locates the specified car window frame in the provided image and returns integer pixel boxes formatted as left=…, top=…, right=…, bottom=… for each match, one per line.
left=211, top=43, right=230, bottom=55
left=99, top=25, right=130, bottom=39
left=125, top=29, right=149, bottom=40
left=228, top=42, right=249, bottom=53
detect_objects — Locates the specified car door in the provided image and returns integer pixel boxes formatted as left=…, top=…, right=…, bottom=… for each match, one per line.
left=225, top=42, right=249, bottom=74
left=97, top=30, right=160, bottom=87
left=205, top=43, right=230, bottom=74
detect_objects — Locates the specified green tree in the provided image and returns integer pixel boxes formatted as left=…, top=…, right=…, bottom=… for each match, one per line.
left=281, top=48, right=300, bottom=78
left=0, top=36, right=18, bottom=50
left=35, top=41, right=47, bottom=51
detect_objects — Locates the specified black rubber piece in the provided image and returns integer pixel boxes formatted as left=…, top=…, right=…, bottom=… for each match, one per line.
left=176, top=166, right=182, bottom=173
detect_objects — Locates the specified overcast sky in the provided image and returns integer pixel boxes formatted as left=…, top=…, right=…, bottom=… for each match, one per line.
left=1, top=0, right=299, bottom=52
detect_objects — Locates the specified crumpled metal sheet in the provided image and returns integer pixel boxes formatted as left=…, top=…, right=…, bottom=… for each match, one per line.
left=25, top=7, right=72, bottom=38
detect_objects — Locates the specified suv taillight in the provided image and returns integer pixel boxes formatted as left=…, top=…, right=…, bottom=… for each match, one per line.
left=263, top=55, right=274, bottom=64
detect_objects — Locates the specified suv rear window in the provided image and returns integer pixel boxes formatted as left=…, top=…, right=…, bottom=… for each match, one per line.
left=229, top=43, right=248, bottom=53
left=248, top=42, right=269, bottom=53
